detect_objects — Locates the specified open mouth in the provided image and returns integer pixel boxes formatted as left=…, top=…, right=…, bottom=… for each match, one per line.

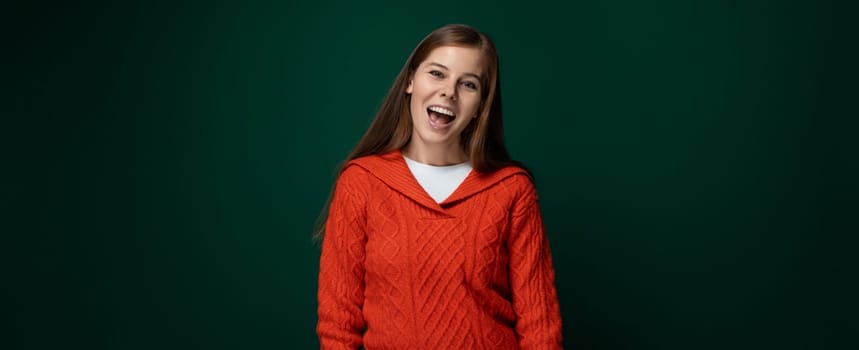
left=427, top=105, right=457, bottom=129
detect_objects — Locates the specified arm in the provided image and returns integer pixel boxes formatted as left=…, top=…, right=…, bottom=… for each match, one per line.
left=508, top=179, right=563, bottom=349
left=317, top=167, right=368, bottom=349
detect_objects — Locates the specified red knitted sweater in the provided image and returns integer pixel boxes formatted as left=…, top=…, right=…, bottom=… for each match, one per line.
left=317, top=150, right=563, bottom=349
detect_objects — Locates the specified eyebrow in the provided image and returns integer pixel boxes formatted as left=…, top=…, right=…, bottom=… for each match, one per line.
left=427, top=62, right=482, bottom=81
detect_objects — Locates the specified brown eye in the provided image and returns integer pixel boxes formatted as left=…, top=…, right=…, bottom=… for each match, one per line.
left=429, top=70, right=444, bottom=78
left=463, top=81, right=478, bottom=91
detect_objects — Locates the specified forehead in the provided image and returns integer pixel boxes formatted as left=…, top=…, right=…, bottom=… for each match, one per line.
left=420, top=46, right=485, bottom=75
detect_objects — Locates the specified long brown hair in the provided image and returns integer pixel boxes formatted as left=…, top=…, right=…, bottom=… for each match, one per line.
left=314, top=24, right=528, bottom=239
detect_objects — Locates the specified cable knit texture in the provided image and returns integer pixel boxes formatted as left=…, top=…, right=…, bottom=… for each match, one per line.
left=317, top=150, right=563, bottom=349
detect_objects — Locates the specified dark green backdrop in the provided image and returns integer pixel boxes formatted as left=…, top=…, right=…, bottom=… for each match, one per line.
left=6, top=0, right=857, bottom=349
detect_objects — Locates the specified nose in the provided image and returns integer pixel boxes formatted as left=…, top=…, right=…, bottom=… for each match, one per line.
left=440, top=82, right=457, bottom=101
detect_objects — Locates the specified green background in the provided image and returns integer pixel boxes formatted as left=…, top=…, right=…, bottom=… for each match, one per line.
left=6, top=0, right=857, bottom=349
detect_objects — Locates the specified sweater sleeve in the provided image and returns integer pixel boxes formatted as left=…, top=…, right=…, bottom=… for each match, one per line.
left=317, top=166, right=368, bottom=350
left=507, top=178, right=563, bottom=349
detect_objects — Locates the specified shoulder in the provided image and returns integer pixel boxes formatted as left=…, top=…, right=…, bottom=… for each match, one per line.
left=336, top=163, right=372, bottom=187
left=332, top=164, right=374, bottom=204
left=335, top=151, right=403, bottom=191
left=489, top=165, right=536, bottom=195
left=467, top=164, right=538, bottom=211
left=488, top=166, right=539, bottom=212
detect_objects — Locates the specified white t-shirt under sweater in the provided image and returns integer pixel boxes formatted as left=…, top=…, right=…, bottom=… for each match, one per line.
left=403, top=156, right=473, bottom=203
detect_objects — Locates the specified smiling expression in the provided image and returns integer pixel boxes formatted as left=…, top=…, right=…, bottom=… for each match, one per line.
left=406, top=45, right=485, bottom=151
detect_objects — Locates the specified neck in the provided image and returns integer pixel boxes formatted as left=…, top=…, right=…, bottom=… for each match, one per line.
left=401, top=141, right=468, bottom=166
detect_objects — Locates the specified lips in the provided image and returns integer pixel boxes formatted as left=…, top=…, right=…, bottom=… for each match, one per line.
left=427, top=105, right=456, bottom=129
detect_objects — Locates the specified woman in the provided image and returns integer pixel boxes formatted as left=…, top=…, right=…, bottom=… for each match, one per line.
left=316, top=24, right=563, bottom=349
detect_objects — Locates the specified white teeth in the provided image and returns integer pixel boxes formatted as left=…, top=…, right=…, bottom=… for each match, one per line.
left=428, top=106, right=456, bottom=117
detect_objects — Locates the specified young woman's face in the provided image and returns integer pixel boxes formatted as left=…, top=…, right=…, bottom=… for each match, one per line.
left=406, top=45, right=485, bottom=151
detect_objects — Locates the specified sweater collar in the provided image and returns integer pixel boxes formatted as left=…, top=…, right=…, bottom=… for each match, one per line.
left=346, top=150, right=528, bottom=212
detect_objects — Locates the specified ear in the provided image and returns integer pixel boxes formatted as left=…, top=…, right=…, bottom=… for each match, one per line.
left=406, top=79, right=413, bottom=94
